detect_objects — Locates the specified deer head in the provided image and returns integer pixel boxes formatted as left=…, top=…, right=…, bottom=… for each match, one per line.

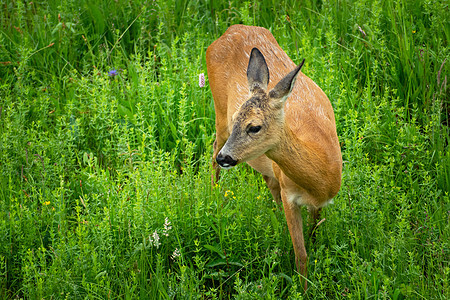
left=216, top=48, right=305, bottom=168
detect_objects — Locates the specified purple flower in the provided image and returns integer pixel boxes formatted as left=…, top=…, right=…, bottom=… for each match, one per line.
left=108, top=69, right=118, bottom=77
left=358, top=25, right=366, bottom=37
left=199, top=73, right=205, bottom=88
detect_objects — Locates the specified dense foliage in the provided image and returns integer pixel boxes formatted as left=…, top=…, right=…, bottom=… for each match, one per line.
left=0, top=0, right=448, bottom=298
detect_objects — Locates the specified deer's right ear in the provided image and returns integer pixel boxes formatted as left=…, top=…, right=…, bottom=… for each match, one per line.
left=247, top=48, right=269, bottom=93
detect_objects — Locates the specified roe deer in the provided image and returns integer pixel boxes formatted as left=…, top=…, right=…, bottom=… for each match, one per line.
left=206, top=25, right=342, bottom=288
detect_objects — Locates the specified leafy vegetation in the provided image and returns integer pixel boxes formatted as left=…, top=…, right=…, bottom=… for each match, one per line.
left=0, top=0, right=448, bottom=298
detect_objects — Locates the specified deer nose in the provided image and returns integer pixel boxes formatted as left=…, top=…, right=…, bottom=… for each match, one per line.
left=216, top=153, right=237, bottom=168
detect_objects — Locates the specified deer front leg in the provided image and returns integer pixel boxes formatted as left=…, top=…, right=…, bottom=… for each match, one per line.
left=281, top=189, right=308, bottom=290
left=308, top=206, right=323, bottom=243
left=211, top=139, right=221, bottom=185
left=263, top=175, right=282, bottom=206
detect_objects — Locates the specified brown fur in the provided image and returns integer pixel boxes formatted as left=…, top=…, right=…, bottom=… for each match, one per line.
left=206, top=25, right=342, bottom=289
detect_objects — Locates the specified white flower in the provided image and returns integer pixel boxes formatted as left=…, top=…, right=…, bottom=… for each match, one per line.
left=171, top=248, right=181, bottom=260
left=199, top=73, right=205, bottom=88
left=163, top=217, right=172, bottom=236
left=149, top=230, right=161, bottom=248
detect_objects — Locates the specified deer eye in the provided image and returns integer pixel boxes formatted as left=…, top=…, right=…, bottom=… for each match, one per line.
left=248, top=125, right=262, bottom=134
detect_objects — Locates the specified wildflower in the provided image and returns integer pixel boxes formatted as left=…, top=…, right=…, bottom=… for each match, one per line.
left=224, top=190, right=234, bottom=197
left=171, top=248, right=181, bottom=260
left=412, top=30, right=416, bottom=34
left=108, top=69, right=118, bottom=77
left=358, top=25, right=366, bottom=37
left=199, top=73, right=205, bottom=88
left=43, top=201, right=50, bottom=206
left=149, top=230, right=161, bottom=248
left=163, top=217, right=172, bottom=236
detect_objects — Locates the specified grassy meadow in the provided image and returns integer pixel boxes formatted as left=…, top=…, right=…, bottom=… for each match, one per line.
left=0, top=0, right=449, bottom=298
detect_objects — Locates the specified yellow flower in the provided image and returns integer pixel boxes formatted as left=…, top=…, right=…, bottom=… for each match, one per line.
left=225, top=190, right=234, bottom=197
left=412, top=30, right=416, bottom=33
left=43, top=201, right=50, bottom=206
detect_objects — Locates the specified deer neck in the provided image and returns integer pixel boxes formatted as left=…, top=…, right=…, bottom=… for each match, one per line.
left=266, top=122, right=323, bottom=197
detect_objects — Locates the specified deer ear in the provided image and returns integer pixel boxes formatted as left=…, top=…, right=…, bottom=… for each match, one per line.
left=247, top=48, right=269, bottom=93
left=269, top=59, right=305, bottom=107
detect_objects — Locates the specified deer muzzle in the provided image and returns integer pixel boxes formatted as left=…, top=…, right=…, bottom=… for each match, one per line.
left=216, top=152, right=238, bottom=169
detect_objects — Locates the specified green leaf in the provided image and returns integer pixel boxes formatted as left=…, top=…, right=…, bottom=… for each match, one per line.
left=204, top=244, right=225, bottom=259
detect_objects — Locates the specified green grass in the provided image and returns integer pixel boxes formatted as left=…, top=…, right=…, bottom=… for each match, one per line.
left=0, top=0, right=449, bottom=298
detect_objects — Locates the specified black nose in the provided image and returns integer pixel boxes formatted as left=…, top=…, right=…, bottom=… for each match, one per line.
left=216, top=153, right=237, bottom=168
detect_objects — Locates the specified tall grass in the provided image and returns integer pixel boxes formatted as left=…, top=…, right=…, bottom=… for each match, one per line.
left=0, top=0, right=448, bottom=298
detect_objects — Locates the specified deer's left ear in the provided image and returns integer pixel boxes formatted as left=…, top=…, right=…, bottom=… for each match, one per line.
left=247, top=48, right=270, bottom=93
left=269, top=59, right=305, bottom=108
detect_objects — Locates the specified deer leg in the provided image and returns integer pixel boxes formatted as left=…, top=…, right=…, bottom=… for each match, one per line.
left=308, top=207, right=323, bottom=243
left=263, top=175, right=282, bottom=206
left=211, top=133, right=228, bottom=185
left=281, top=189, right=308, bottom=290
left=211, top=139, right=221, bottom=185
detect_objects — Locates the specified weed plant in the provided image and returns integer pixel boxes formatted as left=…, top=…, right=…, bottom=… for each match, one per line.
left=0, top=0, right=448, bottom=298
